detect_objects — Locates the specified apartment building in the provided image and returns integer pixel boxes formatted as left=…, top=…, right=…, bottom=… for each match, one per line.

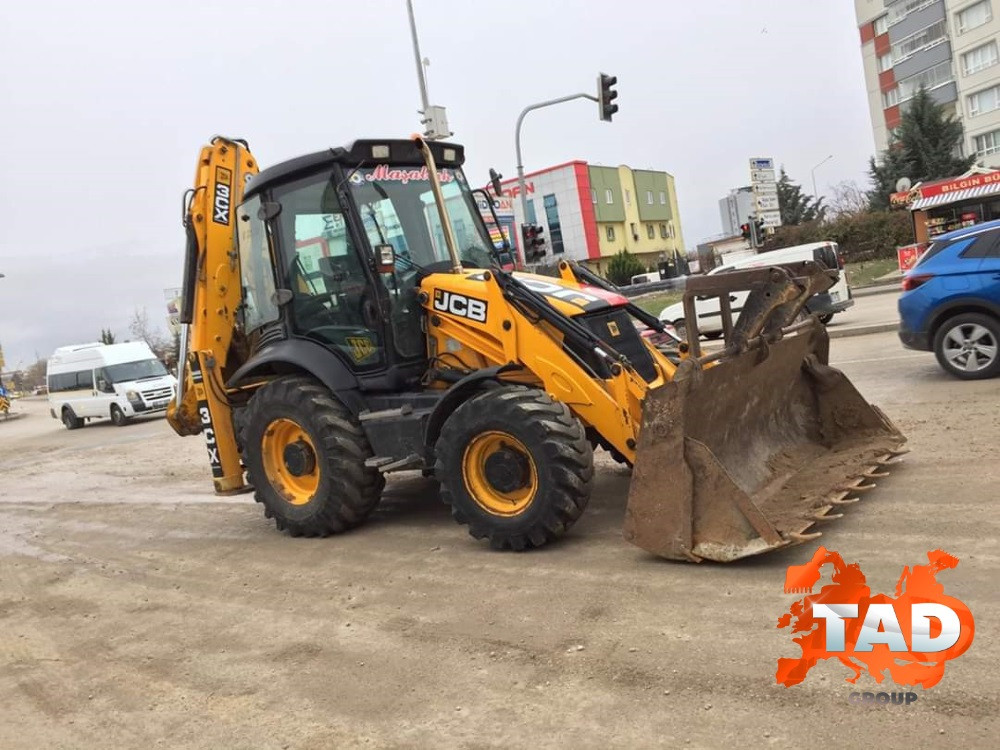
left=718, top=186, right=755, bottom=237
left=855, top=0, right=1000, bottom=167
left=497, top=162, right=685, bottom=274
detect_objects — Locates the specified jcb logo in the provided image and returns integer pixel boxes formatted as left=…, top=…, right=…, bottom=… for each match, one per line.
left=433, top=290, right=488, bottom=323
left=212, top=167, right=232, bottom=225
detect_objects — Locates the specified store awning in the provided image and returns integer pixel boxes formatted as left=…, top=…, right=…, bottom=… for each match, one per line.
left=911, top=181, right=1000, bottom=210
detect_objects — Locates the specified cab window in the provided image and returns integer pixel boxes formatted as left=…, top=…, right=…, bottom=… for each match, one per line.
left=273, top=174, right=385, bottom=370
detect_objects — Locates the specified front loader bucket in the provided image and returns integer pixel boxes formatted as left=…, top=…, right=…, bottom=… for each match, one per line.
left=623, top=323, right=906, bottom=562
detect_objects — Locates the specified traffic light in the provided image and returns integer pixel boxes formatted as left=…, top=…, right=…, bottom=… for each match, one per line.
left=752, top=218, right=766, bottom=247
left=598, top=73, right=619, bottom=122
left=521, top=223, right=547, bottom=263
left=740, top=223, right=751, bottom=241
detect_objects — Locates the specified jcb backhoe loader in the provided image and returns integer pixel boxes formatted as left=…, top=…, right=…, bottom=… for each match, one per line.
left=167, top=135, right=905, bottom=562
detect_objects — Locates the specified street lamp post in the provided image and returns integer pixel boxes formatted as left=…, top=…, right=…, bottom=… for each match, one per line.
left=514, top=93, right=598, bottom=221
left=811, top=155, right=834, bottom=200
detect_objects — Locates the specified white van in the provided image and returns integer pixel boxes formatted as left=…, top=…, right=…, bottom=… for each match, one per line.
left=47, top=342, right=177, bottom=429
left=659, top=241, right=853, bottom=337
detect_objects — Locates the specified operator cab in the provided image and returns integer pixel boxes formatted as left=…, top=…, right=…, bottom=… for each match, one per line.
left=235, top=140, right=497, bottom=390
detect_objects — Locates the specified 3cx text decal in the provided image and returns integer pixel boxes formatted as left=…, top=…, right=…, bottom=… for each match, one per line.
left=212, top=166, right=233, bottom=225
left=433, top=290, right=487, bottom=323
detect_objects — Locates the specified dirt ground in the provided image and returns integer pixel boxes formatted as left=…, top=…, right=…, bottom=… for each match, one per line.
left=1, top=329, right=998, bottom=749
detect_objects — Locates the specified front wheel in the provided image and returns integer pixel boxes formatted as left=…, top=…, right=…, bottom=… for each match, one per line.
left=242, top=376, right=384, bottom=536
left=817, top=313, right=834, bottom=325
left=110, top=404, right=129, bottom=426
left=435, top=385, right=594, bottom=551
left=933, top=313, right=1000, bottom=380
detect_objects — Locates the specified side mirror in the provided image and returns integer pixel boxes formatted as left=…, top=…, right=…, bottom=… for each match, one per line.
left=375, top=244, right=395, bottom=274
left=98, top=379, right=113, bottom=393
left=489, top=168, right=503, bottom=200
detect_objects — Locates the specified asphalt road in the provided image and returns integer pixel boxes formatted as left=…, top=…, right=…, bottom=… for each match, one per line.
left=1, top=322, right=997, bottom=749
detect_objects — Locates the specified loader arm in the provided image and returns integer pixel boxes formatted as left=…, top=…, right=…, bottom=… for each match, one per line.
left=167, top=137, right=260, bottom=494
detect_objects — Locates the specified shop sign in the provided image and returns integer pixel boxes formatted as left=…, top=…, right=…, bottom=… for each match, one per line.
left=897, top=243, right=927, bottom=272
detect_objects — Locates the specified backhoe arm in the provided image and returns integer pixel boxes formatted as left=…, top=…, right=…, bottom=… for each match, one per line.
left=167, top=137, right=259, bottom=494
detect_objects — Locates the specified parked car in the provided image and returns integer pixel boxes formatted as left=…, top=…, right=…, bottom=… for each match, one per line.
left=898, top=219, right=1000, bottom=380
left=658, top=242, right=852, bottom=339
left=630, top=272, right=660, bottom=285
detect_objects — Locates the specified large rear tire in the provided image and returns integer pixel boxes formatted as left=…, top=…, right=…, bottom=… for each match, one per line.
left=435, top=385, right=594, bottom=551
left=242, top=376, right=384, bottom=536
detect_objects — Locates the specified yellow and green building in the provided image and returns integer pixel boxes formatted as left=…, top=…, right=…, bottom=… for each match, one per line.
left=500, top=161, right=685, bottom=275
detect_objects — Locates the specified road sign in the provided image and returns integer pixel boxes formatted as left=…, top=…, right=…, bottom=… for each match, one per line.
left=758, top=210, right=783, bottom=228
left=749, top=156, right=782, bottom=230
left=756, top=194, right=780, bottom=211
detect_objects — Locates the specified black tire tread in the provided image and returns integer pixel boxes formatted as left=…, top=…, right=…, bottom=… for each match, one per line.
left=243, top=376, right=384, bottom=537
left=435, top=385, right=593, bottom=551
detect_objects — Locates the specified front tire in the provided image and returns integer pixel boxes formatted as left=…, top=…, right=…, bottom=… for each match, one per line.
left=242, top=376, right=384, bottom=536
left=933, top=313, right=1000, bottom=380
left=110, top=404, right=129, bottom=426
left=817, top=313, right=834, bottom=325
left=435, top=385, right=594, bottom=551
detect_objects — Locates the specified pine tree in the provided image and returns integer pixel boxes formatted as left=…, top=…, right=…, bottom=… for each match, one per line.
left=605, top=250, right=646, bottom=286
left=100, top=328, right=116, bottom=344
left=868, top=86, right=975, bottom=209
left=776, top=168, right=825, bottom=225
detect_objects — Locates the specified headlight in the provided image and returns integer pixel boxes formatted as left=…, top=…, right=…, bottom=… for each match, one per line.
left=126, top=390, right=140, bottom=401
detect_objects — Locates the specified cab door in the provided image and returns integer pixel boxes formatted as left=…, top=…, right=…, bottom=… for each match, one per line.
left=271, top=174, right=388, bottom=371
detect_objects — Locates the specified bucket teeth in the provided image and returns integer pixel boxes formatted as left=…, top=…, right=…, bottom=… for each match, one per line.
left=836, top=481, right=875, bottom=493
left=863, top=469, right=890, bottom=479
left=806, top=507, right=844, bottom=522
left=785, top=530, right=822, bottom=543
left=831, top=496, right=861, bottom=506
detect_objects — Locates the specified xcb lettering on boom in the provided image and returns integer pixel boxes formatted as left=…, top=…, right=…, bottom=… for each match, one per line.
left=212, top=167, right=233, bottom=225
left=433, top=290, right=487, bottom=323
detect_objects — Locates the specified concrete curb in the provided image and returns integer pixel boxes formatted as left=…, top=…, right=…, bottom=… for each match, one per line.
left=828, top=322, right=899, bottom=339
left=851, top=284, right=900, bottom=298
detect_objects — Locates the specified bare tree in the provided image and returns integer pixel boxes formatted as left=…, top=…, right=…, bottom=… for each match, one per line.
left=828, top=180, right=872, bottom=218
left=129, top=307, right=169, bottom=359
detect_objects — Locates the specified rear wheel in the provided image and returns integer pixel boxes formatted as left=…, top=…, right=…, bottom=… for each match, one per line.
left=62, top=407, right=84, bottom=430
left=242, top=376, right=384, bottom=536
left=435, top=385, right=594, bottom=551
left=110, top=404, right=129, bottom=426
left=933, top=313, right=1000, bottom=380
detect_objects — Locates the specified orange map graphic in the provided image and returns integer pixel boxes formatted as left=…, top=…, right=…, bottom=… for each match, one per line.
left=776, top=547, right=975, bottom=688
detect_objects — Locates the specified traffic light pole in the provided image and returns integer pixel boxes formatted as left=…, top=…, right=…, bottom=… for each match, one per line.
left=514, top=93, right=597, bottom=222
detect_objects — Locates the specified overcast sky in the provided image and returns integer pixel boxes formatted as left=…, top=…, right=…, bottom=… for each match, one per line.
left=0, top=0, right=876, bottom=370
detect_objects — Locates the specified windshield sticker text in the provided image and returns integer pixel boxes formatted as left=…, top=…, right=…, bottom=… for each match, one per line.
left=350, top=165, right=455, bottom=186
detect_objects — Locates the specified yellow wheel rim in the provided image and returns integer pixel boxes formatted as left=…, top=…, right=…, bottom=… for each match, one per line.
left=462, top=431, right=538, bottom=516
left=261, top=418, right=319, bottom=506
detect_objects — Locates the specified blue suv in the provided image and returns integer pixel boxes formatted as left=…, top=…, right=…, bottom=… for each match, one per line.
left=899, top=219, right=1000, bottom=379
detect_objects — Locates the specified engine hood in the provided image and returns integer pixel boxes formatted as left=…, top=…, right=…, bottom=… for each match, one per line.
left=464, top=270, right=628, bottom=316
